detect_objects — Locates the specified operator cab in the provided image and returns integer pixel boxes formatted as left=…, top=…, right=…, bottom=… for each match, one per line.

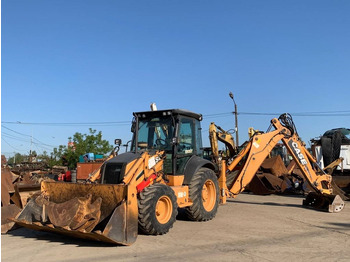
left=131, top=109, right=204, bottom=174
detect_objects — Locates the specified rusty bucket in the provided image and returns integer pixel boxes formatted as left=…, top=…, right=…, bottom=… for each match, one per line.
left=14, top=181, right=138, bottom=245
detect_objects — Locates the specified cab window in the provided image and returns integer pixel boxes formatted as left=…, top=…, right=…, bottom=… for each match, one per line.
left=178, top=118, right=195, bottom=155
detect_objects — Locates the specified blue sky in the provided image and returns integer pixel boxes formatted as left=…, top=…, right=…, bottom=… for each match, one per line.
left=2, top=0, right=350, bottom=158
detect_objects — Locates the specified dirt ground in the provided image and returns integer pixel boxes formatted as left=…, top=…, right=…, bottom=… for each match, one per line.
left=2, top=193, right=350, bottom=262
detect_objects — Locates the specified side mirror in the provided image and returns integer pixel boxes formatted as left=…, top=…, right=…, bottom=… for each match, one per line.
left=171, top=137, right=178, bottom=145
left=131, top=119, right=136, bottom=133
left=114, top=139, right=122, bottom=146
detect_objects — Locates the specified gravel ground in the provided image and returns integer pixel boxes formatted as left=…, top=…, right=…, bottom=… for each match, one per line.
left=2, top=193, right=350, bottom=262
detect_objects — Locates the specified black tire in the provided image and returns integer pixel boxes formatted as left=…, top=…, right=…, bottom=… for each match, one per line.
left=138, top=184, right=178, bottom=235
left=226, top=170, right=240, bottom=189
left=332, top=131, right=342, bottom=162
left=321, top=136, right=332, bottom=167
left=185, top=168, right=219, bottom=221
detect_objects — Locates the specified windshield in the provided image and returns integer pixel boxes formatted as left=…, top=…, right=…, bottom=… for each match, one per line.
left=133, top=116, right=174, bottom=151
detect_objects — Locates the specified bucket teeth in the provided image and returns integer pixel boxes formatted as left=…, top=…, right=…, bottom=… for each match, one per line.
left=303, top=192, right=345, bottom=213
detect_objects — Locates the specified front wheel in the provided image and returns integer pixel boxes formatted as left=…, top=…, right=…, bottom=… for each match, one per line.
left=138, top=184, right=178, bottom=235
left=185, top=168, right=219, bottom=221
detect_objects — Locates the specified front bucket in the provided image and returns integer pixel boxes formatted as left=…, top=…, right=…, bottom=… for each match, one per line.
left=1, top=204, right=21, bottom=233
left=303, top=192, right=345, bottom=213
left=14, top=181, right=138, bottom=245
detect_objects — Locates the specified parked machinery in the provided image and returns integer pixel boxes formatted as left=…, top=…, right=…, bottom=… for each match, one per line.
left=214, top=113, right=346, bottom=209
left=311, top=127, right=350, bottom=194
left=311, top=128, right=350, bottom=173
left=15, top=110, right=345, bottom=245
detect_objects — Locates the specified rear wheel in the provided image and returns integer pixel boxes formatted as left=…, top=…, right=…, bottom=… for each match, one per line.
left=138, top=184, right=178, bottom=235
left=185, top=168, right=219, bottom=221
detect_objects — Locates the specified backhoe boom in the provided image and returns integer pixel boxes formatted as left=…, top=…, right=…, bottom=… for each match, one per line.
left=218, top=114, right=345, bottom=212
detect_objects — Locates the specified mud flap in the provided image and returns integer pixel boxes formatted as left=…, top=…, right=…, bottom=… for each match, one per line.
left=303, top=192, right=345, bottom=213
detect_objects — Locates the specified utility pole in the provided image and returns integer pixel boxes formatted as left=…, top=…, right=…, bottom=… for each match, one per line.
left=30, top=129, right=33, bottom=162
left=229, top=92, right=239, bottom=147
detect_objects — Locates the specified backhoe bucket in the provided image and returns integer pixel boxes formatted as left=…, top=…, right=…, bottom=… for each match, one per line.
left=14, top=181, right=138, bottom=245
left=303, top=192, right=345, bottom=213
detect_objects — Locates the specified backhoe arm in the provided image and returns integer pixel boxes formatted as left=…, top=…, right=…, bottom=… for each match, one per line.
left=272, top=119, right=333, bottom=195
left=209, top=123, right=236, bottom=166
left=227, top=128, right=286, bottom=196
left=220, top=114, right=344, bottom=212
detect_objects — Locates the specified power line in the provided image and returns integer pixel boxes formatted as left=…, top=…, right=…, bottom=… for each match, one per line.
left=2, top=134, right=54, bottom=150
left=1, top=137, right=25, bottom=151
left=2, top=125, right=58, bottom=148
left=2, top=110, right=349, bottom=127
left=32, top=137, right=57, bottom=148
left=2, top=125, right=32, bottom=137
left=1, top=121, right=131, bottom=126
left=2, top=152, right=16, bottom=154
left=239, top=111, right=350, bottom=116
left=2, top=133, right=30, bottom=143
left=2, top=132, right=56, bottom=150
left=2, top=131, right=28, bottom=139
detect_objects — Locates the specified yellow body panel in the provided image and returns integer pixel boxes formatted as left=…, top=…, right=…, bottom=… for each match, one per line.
left=171, top=186, right=191, bottom=208
left=166, top=175, right=185, bottom=186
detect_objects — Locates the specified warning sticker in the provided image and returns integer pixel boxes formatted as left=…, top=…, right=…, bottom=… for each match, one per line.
left=253, top=137, right=261, bottom=148
left=148, top=157, right=156, bottom=169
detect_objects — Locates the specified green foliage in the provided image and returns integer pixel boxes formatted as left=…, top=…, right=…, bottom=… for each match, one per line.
left=6, top=129, right=112, bottom=170
left=7, top=153, right=26, bottom=165
left=55, top=128, right=113, bottom=169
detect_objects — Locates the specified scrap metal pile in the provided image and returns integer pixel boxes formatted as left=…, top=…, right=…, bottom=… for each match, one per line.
left=1, top=156, right=58, bottom=233
left=1, top=166, right=41, bottom=233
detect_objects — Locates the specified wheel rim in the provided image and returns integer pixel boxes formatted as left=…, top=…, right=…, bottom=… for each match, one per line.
left=202, top=179, right=216, bottom=212
left=156, top=195, right=173, bottom=224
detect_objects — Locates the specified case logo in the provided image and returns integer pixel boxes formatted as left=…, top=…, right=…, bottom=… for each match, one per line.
left=289, top=141, right=307, bottom=165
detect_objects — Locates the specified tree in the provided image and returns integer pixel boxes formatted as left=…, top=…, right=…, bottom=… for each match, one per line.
left=54, top=128, right=113, bottom=169
left=7, top=153, right=25, bottom=165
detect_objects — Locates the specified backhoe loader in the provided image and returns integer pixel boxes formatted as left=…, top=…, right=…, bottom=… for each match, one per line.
left=15, top=109, right=219, bottom=245
left=14, top=110, right=345, bottom=246
left=214, top=113, right=346, bottom=211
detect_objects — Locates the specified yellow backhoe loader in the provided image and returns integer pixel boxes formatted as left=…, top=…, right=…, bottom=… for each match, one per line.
left=15, top=109, right=219, bottom=245
left=214, top=113, right=346, bottom=211
left=14, top=110, right=345, bottom=246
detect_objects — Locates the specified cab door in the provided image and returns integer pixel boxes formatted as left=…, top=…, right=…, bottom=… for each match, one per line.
left=175, top=117, right=203, bottom=174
